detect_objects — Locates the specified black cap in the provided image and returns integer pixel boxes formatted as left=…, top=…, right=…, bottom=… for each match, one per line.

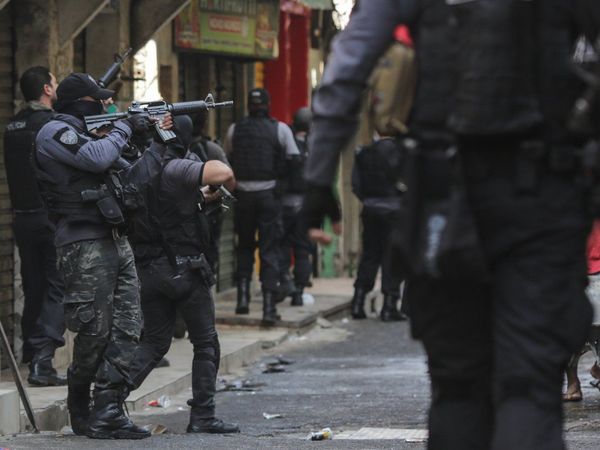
left=56, top=73, right=115, bottom=104
left=248, top=88, right=270, bottom=107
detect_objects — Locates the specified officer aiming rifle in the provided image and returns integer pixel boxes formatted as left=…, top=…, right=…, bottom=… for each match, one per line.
left=84, top=94, right=233, bottom=142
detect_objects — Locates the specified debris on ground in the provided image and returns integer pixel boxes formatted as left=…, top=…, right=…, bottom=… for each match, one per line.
left=262, top=363, right=286, bottom=373
left=302, top=293, right=315, bottom=305
left=148, top=395, right=171, bottom=408
left=149, top=424, right=168, bottom=435
left=275, top=355, right=295, bottom=365
left=262, top=412, right=284, bottom=420
left=307, top=427, right=334, bottom=440
left=218, top=379, right=267, bottom=392
left=316, top=317, right=333, bottom=329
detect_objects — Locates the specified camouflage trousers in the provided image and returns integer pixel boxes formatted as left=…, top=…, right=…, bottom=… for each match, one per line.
left=57, top=237, right=141, bottom=390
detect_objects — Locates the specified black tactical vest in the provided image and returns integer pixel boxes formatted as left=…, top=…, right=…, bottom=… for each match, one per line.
left=408, top=0, right=458, bottom=144
left=354, top=138, right=401, bottom=198
left=34, top=114, right=108, bottom=226
left=4, top=107, right=54, bottom=210
left=284, top=135, right=308, bottom=194
left=230, top=116, right=283, bottom=180
left=130, top=154, right=210, bottom=262
left=447, top=0, right=541, bottom=135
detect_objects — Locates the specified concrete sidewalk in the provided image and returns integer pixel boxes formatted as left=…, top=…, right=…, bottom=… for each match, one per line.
left=0, top=278, right=353, bottom=434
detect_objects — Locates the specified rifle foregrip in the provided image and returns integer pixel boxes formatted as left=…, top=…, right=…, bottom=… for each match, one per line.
left=170, top=101, right=209, bottom=115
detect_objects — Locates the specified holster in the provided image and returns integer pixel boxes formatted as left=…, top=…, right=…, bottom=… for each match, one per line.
left=179, top=254, right=216, bottom=286
left=391, top=139, right=489, bottom=283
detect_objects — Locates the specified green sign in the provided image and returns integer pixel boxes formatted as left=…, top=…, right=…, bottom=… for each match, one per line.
left=175, top=0, right=280, bottom=59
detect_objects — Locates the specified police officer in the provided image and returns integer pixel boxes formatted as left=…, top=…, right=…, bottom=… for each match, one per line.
left=129, top=115, right=239, bottom=434
left=224, top=88, right=300, bottom=324
left=302, top=1, right=600, bottom=449
left=278, top=107, right=314, bottom=306
left=3, top=66, right=66, bottom=386
left=35, top=73, right=152, bottom=439
left=190, top=109, right=230, bottom=272
left=351, top=136, right=405, bottom=321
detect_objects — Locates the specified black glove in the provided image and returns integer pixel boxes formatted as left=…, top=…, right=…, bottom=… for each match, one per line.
left=301, top=184, right=342, bottom=229
left=125, top=114, right=152, bottom=135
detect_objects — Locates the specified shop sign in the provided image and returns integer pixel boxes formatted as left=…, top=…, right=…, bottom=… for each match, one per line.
left=175, top=0, right=280, bottom=59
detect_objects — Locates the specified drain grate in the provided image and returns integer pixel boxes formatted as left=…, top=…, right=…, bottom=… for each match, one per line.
left=335, top=427, right=428, bottom=442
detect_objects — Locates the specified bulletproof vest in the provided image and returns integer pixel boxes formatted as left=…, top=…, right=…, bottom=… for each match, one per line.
left=130, top=154, right=210, bottom=261
left=230, top=116, right=283, bottom=180
left=445, top=0, right=542, bottom=136
left=34, top=114, right=110, bottom=227
left=3, top=107, right=54, bottom=210
left=284, top=135, right=308, bottom=194
left=408, top=0, right=458, bottom=144
left=354, top=138, right=401, bottom=198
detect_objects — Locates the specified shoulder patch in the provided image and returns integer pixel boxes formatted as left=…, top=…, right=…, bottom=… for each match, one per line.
left=59, top=129, right=78, bottom=145
left=52, top=126, right=87, bottom=154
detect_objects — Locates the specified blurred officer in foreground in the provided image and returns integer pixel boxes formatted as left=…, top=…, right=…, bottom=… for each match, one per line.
left=303, top=1, right=600, bottom=449
left=278, top=107, right=314, bottom=306
left=224, top=88, right=300, bottom=325
left=35, top=73, right=153, bottom=439
left=129, top=115, right=239, bottom=434
left=4, top=66, right=66, bottom=386
left=351, top=135, right=405, bottom=321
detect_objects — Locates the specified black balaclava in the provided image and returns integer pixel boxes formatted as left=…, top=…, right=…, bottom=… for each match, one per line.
left=56, top=99, right=103, bottom=119
left=167, top=115, right=194, bottom=158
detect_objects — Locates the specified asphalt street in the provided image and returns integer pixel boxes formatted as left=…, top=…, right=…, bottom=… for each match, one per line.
left=2, top=314, right=600, bottom=449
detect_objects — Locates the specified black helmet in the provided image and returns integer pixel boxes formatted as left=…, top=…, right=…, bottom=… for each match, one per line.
left=293, top=107, right=312, bottom=133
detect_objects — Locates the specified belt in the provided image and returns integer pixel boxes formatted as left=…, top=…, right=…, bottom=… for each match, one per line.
left=175, top=255, right=202, bottom=266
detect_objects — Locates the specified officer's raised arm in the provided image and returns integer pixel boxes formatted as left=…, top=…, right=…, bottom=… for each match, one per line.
left=202, top=160, right=236, bottom=191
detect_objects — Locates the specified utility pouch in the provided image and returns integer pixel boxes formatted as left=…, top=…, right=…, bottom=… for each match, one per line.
left=391, top=140, right=489, bottom=282
left=96, top=196, right=125, bottom=225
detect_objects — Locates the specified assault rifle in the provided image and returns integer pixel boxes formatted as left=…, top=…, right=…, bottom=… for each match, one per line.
left=84, top=94, right=233, bottom=142
left=98, top=47, right=132, bottom=88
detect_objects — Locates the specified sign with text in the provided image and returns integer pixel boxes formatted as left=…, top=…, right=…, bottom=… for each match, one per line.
left=175, top=0, right=280, bottom=59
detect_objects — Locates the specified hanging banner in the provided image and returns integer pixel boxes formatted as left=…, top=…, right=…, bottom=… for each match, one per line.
left=175, top=0, right=280, bottom=59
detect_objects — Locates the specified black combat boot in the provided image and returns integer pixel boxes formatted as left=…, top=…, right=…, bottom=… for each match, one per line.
left=277, top=274, right=296, bottom=303
left=262, top=290, right=281, bottom=326
left=380, top=295, right=407, bottom=322
left=235, top=278, right=250, bottom=314
left=86, top=388, right=150, bottom=439
left=67, top=369, right=91, bottom=436
left=28, top=346, right=67, bottom=387
left=291, top=286, right=304, bottom=306
left=187, top=409, right=240, bottom=434
left=351, top=287, right=368, bottom=319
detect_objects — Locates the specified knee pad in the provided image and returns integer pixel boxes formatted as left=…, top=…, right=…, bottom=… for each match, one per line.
left=193, top=336, right=219, bottom=364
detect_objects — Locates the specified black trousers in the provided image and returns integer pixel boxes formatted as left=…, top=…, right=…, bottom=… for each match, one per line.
left=234, top=189, right=281, bottom=291
left=13, top=212, right=65, bottom=361
left=130, top=256, right=220, bottom=419
left=354, top=206, right=402, bottom=297
left=279, top=204, right=313, bottom=287
left=407, top=146, right=593, bottom=450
